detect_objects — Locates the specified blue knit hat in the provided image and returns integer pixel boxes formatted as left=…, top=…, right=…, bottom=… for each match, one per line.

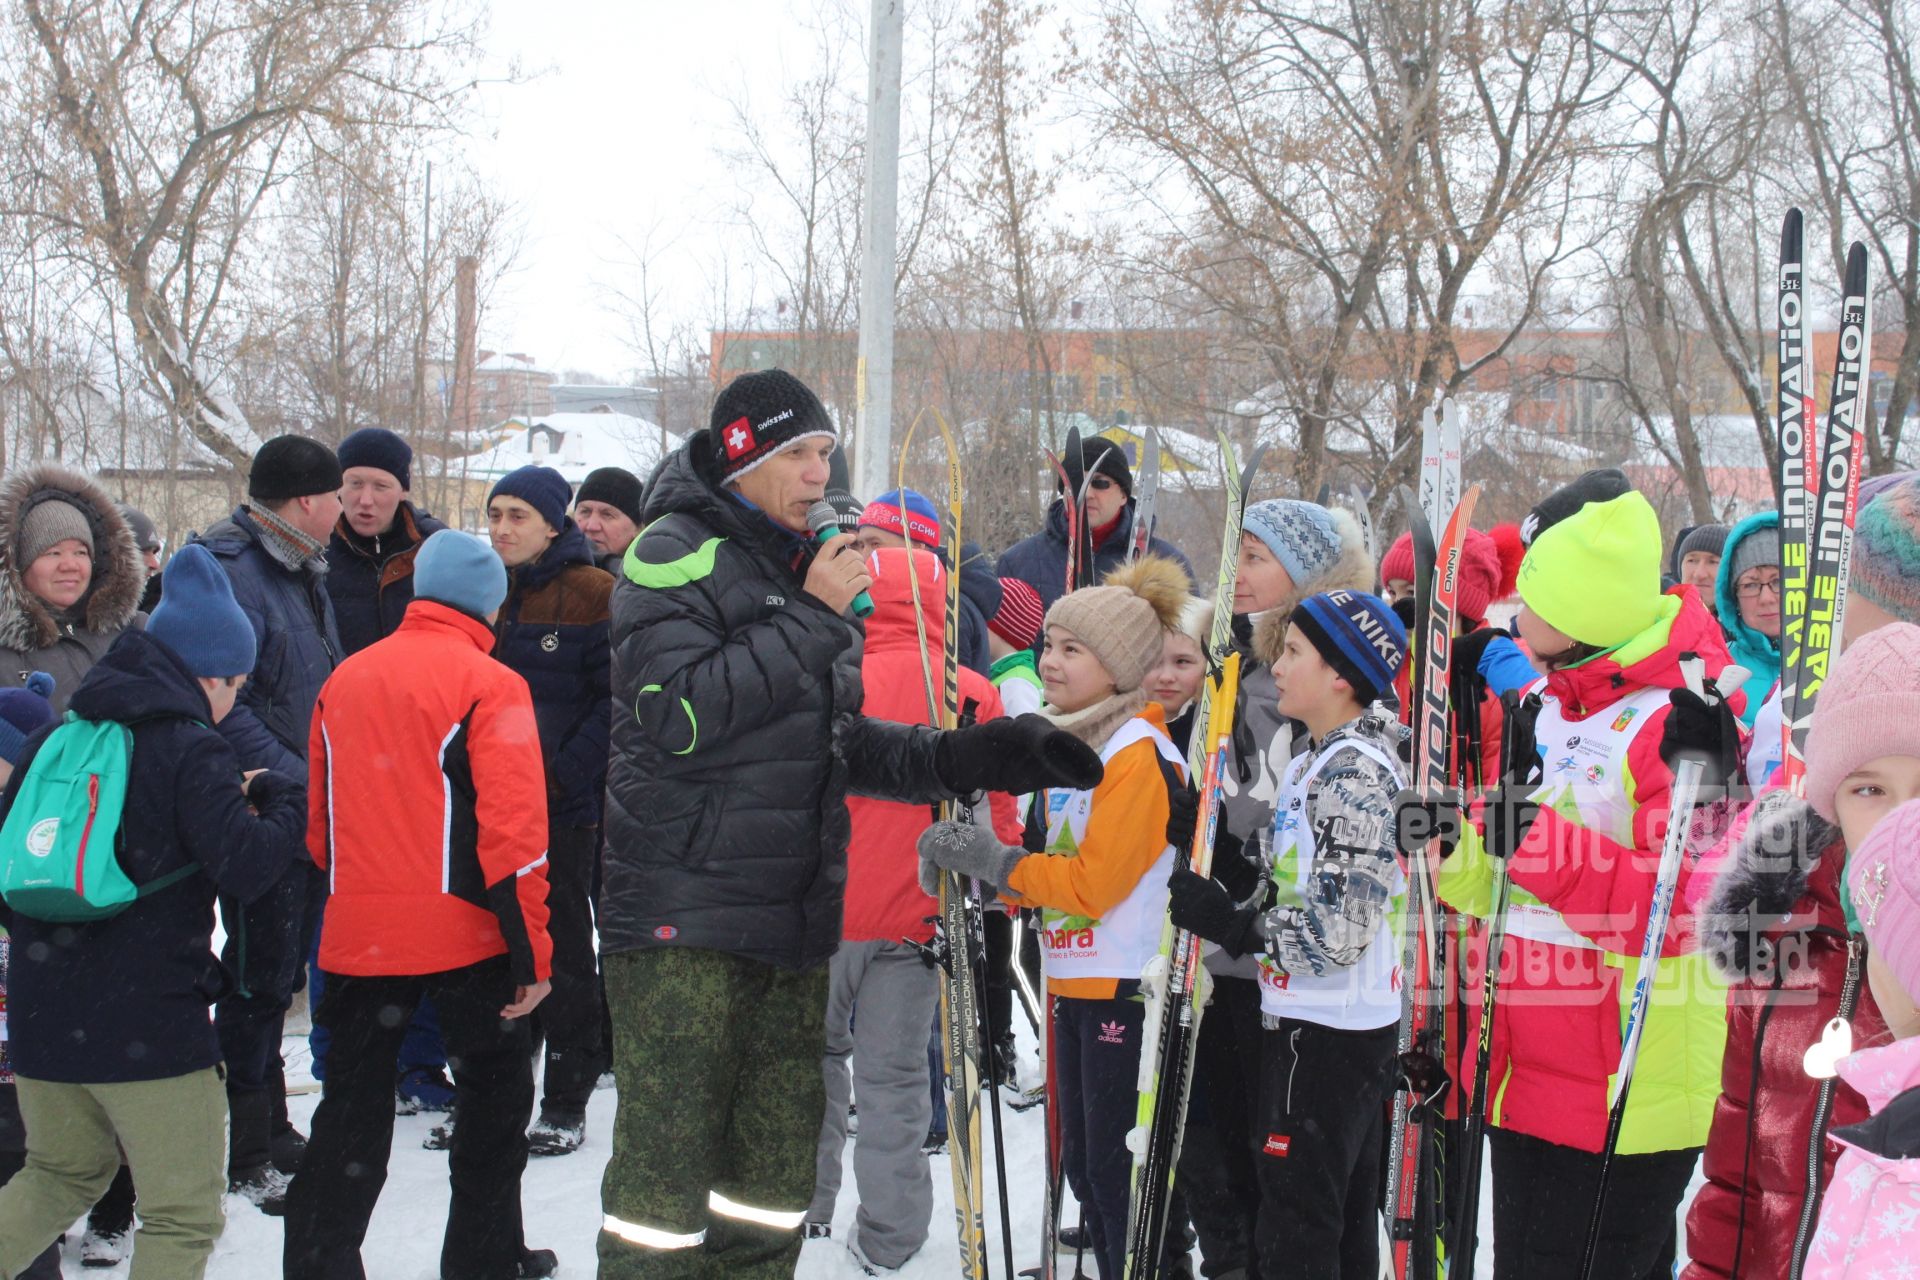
left=489, top=465, right=571, bottom=532
left=1243, top=500, right=1346, bottom=587
left=0, top=672, right=56, bottom=766
left=414, top=530, right=508, bottom=619
left=148, top=545, right=257, bottom=678
left=1290, top=589, right=1406, bottom=705
left=337, top=427, right=412, bottom=490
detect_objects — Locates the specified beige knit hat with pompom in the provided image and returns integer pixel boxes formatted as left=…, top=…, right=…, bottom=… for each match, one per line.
left=1044, top=554, right=1191, bottom=693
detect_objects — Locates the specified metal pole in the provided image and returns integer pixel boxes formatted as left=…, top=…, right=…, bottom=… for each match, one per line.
left=854, top=0, right=903, bottom=500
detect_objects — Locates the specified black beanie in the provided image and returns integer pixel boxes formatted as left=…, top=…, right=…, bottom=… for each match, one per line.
left=576, top=466, right=644, bottom=524
left=1519, top=467, right=1633, bottom=547
left=1078, top=436, right=1132, bottom=498
left=249, top=435, right=344, bottom=502
left=824, top=488, right=865, bottom=534
left=708, top=369, right=837, bottom=483
left=336, top=427, right=413, bottom=490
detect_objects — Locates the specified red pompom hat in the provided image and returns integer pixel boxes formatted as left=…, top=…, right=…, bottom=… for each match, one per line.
left=1377, top=523, right=1524, bottom=628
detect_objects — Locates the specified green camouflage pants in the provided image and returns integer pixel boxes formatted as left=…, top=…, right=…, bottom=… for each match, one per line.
left=598, top=946, right=829, bottom=1279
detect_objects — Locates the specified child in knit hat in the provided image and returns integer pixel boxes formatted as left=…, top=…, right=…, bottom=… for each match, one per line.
left=0, top=671, right=55, bottom=1278
left=1169, top=588, right=1411, bottom=1277
left=1806, top=786, right=1920, bottom=1275
left=1435, top=489, right=1745, bottom=1276
left=918, top=554, right=1190, bottom=1280
left=0, top=545, right=308, bottom=1280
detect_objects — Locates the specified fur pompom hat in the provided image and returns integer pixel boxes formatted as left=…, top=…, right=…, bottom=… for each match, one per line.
left=1046, top=554, right=1190, bottom=693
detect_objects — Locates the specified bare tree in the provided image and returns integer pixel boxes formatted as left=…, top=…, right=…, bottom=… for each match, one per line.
left=2, top=0, right=485, bottom=468
left=1094, top=0, right=1622, bottom=497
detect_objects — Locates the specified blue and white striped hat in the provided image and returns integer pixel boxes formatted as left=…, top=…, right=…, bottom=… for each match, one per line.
left=1289, top=590, right=1406, bottom=705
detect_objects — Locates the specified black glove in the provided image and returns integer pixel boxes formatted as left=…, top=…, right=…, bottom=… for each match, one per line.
left=1480, top=787, right=1541, bottom=864
left=1167, top=866, right=1259, bottom=959
left=1211, top=835, right=1261, bottom=902
left=936, top=714, right=1105, bottom=796
left=1395, top=787, right=1463, bottom=860
left=1660, top=685, right=1742, bottom=796
left=1165, top=782, right=1246, bottom=864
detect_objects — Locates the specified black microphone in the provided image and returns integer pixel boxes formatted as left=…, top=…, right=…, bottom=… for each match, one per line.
left=806, top=500, right=874, bottom=618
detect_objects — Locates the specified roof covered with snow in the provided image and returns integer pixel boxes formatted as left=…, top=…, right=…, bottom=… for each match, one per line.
left=449, top=412, right=677, bottom=487
left=475, top=352, right=548, bottom=375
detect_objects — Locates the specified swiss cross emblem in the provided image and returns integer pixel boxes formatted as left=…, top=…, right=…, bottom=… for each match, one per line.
left=723, top=416, right=756, bottom=460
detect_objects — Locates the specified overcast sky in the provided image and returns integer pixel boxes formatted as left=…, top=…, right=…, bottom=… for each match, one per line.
left=470, top=0, right=848, bottom=382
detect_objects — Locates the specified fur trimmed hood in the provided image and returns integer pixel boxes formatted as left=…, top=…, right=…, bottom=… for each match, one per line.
left=1250, top=507, right=1377, bottom=666
left=1700, top=786, right=1845, bottom=979
left=0, top=464, right=145, bottom=653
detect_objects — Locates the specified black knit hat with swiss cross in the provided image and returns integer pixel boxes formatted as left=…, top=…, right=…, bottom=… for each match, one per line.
left=708, top=369, right=838, bottom=484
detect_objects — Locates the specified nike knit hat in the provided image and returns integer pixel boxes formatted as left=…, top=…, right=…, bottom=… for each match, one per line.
left=1290, top=590, right=1407, bottom=705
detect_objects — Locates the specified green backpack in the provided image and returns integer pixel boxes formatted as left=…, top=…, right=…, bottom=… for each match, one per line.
left=0, top=713, right=194, bottom=922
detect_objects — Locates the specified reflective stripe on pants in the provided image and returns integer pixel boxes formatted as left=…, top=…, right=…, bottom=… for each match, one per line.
left=706, top=1190, right=807, bottom=1232
left=601, top=1215, right=706, bottom=1251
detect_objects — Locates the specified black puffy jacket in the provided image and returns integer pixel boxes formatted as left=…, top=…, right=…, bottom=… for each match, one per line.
left=601, top=436, right=953, bottom=970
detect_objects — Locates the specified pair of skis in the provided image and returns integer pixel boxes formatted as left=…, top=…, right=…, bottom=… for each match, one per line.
left=1385, top=480, right=1480, bottom=1280
left=1778, top=213, right=1874, bottom=792
left=1121, top=432, right=1264, bottom=1280
left=1772, top=210, right=1876, bottom=1280
left=900, top=410, right=1011, bottom=1280
left=1417, top=400, right=1463, bottom=539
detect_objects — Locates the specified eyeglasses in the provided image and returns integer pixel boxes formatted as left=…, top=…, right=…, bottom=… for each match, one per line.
left=1737, top=576, right=1783, bottom=600
left=1087, top=475, right=1118, bottom=492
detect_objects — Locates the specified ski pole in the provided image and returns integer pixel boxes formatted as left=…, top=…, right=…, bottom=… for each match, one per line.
left=1577, top=656, right=1741, bottom=1279
left=1451, top=691, right=1541, bottom=1277
left=974, top=882, right=1018, bottom=1280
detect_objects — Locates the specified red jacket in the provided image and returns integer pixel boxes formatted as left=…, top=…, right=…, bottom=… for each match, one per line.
left=1681, top=787, right=1885, bottom=1280
left=1440, top=590, right=1740, bottom=1155
left=308, top=600, right=553, bottom=983
left=842, top=548, right=1021, bottom=946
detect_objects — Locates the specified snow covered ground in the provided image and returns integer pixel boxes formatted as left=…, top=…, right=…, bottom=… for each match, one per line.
left=38, top=1025, right=1699, bottom=1279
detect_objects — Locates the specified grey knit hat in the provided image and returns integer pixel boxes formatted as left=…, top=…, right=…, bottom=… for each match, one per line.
left=18, top=496, right=94, bottom=566
left=1676, top=523, right=1729, bottom=563
left=1728, top=526, right=1781, bottom=584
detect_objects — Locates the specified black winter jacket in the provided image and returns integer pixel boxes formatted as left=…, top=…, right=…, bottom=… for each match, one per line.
left=493, top=522, right=613, bottom=827
left=996, top=498, right=1193, bottom=624
left=325, top=502, right=447, bottom=657
left=0, top=631, right=307, bottom=1083
left=602, top=437, right=955, bottom=970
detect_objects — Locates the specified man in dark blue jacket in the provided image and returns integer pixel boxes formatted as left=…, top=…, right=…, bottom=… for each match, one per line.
left=0, top=545, right=307, bottom=1278
left=326, top=427, right=448, bottom=657
left=192, top=433, right=344, bottom=1205
left=487, top=464, right=613, bottom=1157
left=996, top=435, right=1192, bottom=619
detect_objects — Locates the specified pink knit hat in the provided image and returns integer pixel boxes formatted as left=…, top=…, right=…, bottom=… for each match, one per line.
left=1805, top=621, right=1920, bottom=822
left=1846, top=797, right=1920, bottom=1013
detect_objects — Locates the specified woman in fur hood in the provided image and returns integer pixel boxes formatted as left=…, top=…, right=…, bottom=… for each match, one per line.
left=0, top=465, right=147, bottom=711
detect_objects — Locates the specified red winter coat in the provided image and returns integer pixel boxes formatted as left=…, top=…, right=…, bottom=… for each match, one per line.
left=1439, top=590, right=1740, bottom=1155
left=1681, top=786, right=1886, bottom=1280
left=309, top=600, right=554, bottom=983
left=841, top=548, right=1021, bottom=946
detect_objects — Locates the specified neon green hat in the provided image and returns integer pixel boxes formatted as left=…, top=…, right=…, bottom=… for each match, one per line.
left=1516, top=490, right=1665, bottom=649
